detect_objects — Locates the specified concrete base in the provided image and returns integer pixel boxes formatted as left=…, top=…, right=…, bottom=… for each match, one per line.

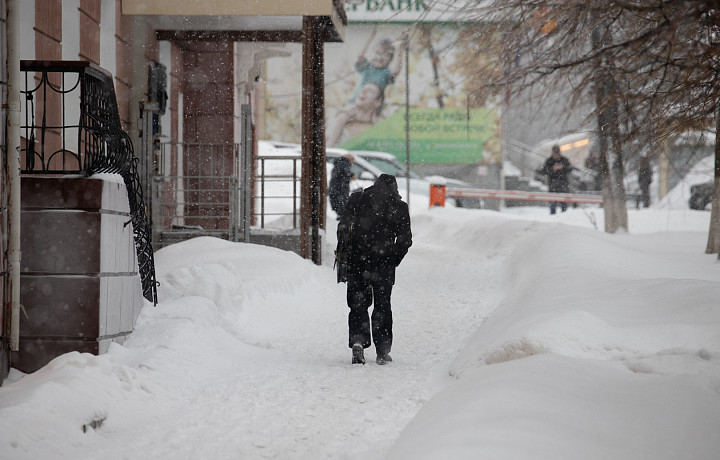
left=0, top=341, right=8, bottom=383
left=11, top=176, right=144, bottom=374
left=248, top=229, right=303, bottom=255
left=157, top=227, right=307, bottom=256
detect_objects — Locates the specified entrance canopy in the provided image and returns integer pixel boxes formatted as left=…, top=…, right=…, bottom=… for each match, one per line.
left=122, top=0, right=346, bottom=42
left=122, top=0, right=345, bottom=264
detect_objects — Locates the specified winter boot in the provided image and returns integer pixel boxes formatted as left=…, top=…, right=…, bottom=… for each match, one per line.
left=376, top=354, right=392, bottom=365
left=352, top=343, right=365, bottom=365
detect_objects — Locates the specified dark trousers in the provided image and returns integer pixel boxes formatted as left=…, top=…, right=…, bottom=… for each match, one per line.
left=640, top=185, right=650, bottom=207
left=550, top=201, right=568, bottom=214
left=347, top=275, right=393, bottom=355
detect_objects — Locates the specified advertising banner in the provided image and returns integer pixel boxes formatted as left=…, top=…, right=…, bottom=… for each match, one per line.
left=264, top=20, right=502, bottom=165
left=343, top=0, right=467, bottom=23
left=338, top=108, right=496, bottom=163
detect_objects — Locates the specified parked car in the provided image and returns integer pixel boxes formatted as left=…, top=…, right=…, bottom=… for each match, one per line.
left=326, top=149, right=378, bottom=192
left=326, top=149, right=436, bottom=202
left=258, top=142, right=380, bottom=191
left=256, top=143, right=457, bottom=218
left=345, top=150, right=431, bottom=197
left=689, top=180, right=713, bottom=210
left=351, top=150, right=482, bottom=208
left=351, top=150, right=424, bottom=180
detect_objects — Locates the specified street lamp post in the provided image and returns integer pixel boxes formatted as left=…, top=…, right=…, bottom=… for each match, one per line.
left=404, top=33, right=411, bottom=207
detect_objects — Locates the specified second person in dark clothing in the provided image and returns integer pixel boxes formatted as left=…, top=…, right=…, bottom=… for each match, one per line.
left=638, top=156, right=653, bottom=208
left=329, top=154, right=355, bottom=219
left=541, top=144, right=573, bottom=214
left=337, top=174, right=412, bottom=365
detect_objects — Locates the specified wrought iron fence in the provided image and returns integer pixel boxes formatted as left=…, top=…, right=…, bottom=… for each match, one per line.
left=20, top=60, right=157, bottom=304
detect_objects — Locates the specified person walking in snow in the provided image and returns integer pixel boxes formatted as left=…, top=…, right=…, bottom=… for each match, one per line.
left=540, top=144, right=573, bottom=214
left=336, top=174, right=412, bottom=365
left=328, top=154, right=355, bottom=218
left=638, top=155, right=653, bottom=208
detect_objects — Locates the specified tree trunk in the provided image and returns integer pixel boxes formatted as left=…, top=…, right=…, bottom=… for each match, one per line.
left=596, top=98, right=629, bottom=233
left=607, top=111, right=629, bottom=233
left=420, top=25, right=444, bottom=109
left=707, top=103, right=720, bottom=255
left=593, top=23, right=629, bottom=234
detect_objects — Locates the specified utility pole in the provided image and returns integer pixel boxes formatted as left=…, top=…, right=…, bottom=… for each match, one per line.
left=404, top=34, right=410, bottom=207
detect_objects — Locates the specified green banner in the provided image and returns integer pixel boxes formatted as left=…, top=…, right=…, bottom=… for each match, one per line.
left=338, top=108, right=497, bottom=163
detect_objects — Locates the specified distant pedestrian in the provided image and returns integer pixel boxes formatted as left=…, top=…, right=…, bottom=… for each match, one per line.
left=329, top=154, right=355, bottom=218
left=638, top=156, right=653, bottom=208
left=335, top=174, right=412, bottom=365
left=540, top=145, right=573, bottom=214
left=584, top=148, right=602, bottom=191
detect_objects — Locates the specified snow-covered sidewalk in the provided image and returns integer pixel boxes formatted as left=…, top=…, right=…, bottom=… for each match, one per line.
left=1, top=204, right=719, bottom=460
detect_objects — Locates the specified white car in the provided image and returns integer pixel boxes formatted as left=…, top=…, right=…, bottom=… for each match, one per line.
left=327, top=150, right=430, bottom=200
left=258, top=141, right=377, bottom=191
left=348, top=150, right=432, bottom=197
left=351, top=150, right=482, bottom=208
left=254, top=143, right=442, bottom=225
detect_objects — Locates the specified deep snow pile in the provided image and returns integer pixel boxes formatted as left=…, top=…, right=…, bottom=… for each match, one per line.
left=1, top=195, right=719, bottom=460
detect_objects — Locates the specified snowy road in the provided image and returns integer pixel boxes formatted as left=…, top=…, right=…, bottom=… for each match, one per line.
left=74, top=209, right=509, bottom=460
left=2, top=204, right=719, bottom=460
left=152, top=214, right=507, bottom=460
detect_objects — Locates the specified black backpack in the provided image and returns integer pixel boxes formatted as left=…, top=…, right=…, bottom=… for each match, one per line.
left=334, top=190, right=364, bottom=283
left=334, top=221, right=352, bottom=283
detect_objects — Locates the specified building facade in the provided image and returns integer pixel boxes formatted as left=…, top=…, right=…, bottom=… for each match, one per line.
left=1, top=0, right=345, bottom=381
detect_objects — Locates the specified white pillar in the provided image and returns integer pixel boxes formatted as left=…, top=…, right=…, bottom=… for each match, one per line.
left=7, top=0, right=22, bottom=350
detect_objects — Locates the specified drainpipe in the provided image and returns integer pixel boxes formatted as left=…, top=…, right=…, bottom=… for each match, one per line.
left=7, top=0, right=22, bottom=351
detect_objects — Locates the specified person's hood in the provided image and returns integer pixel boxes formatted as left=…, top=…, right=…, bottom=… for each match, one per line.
left=333, top=157, right=349, bottom=167
left=373, top=174, right=401, bottom=200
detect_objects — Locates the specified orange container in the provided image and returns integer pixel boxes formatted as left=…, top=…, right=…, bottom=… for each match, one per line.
left=429, top=183, right=446, bottom=207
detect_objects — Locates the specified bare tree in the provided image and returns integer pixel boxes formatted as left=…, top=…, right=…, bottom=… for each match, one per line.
left=439, top=0, right=720, bottom=243
left=417, top=25, right=446, bottom=108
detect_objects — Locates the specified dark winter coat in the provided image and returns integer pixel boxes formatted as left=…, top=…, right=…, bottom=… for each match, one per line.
left=638, top=163, right=653, bottom=188
left=541, top=154, right=573, bottom=193
left=338, top=174, right=412, bottom=285
left=329, top=157, right=354, bottom=216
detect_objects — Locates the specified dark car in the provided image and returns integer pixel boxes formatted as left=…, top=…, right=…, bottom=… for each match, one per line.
left=689, top=180, right=713, bottom=210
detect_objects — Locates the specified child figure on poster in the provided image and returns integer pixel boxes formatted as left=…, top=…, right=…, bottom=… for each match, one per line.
left=347, top=26, right=408, bottom=110
left=327, top=82, right=385, bottom=147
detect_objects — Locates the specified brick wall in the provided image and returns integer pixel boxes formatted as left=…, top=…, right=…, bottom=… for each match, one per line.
left=182, top=41, right=234, bottom=145
left=33, top=0, right=63, bottom=170
left=79, top=0, right=101, bottom=64
left=180, top=41, right=234, bottom=230
left=115, top=0, right=134, bottom=131
left=34, top=0, right=62, bottom=60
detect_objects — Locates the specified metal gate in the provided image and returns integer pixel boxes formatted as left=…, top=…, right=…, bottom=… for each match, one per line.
left=151, top=141, right=305, bottom=251
left=151, top=142, right=240, bottom=249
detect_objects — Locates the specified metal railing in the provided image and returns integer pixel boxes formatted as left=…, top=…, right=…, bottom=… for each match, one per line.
left=152, top=144, right=305, bottom=247
left=255, top=155, right=302, bottom=229
left=154, top=174, right=239, bottom=234
left=20, top=60, right=157, bottom=303
left=152, top=143, right=240, bottom=248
